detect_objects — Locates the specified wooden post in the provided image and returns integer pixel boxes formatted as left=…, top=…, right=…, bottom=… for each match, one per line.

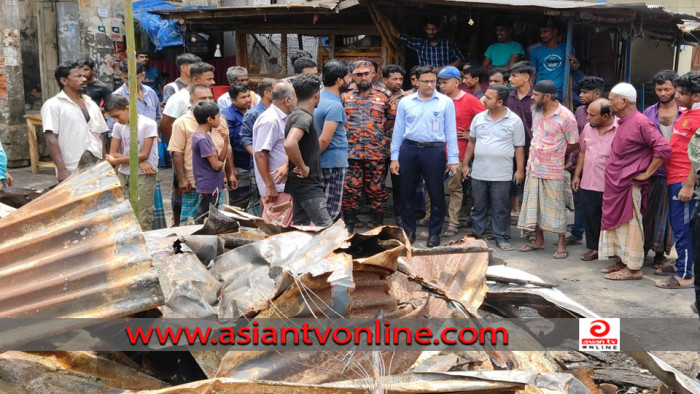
left=368, top=4, right=403, bottom=65
left=25, top=117, right=39, bottom=174
left=236, top=32, right=248, bottom=67
left=281, top=33, right=288, bottom=75
left=562, top=16, right=574, bottom=107
left=124, top=0, right=139, bottom=218
left=329, top=33, right=336, bottom=60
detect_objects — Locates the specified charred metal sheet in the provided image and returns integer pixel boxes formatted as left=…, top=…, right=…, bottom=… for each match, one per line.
left=139, top=370, right=593, bottom=393
left=210, top=232, right=492, bottom=384
left=484, top=265, right=596, bottom=318
left=192, top=205, right=239, bottom=235
left=401, top=236, right=490, bottom=319
left=0, top=351, right=168, bottom=392
left=484, top=265, right=700, bottom=393
left=148, top=234, right=219, bottom=319
left=212, top=221, right=353, bottom=319
left=0, top=186, right=47, bottom=208
left=219, top=204, right=322, bottom=235
left=175, top=235, right=225, bottom=267
left=626, top=352, right=700, bottom=394
left=0, top=161, right=164, bottom=345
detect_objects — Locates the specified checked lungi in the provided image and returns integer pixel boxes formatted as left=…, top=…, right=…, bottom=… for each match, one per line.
left=180, top=191, right=224, bottom=225
left=599, top=185, right=645, bottom=270
left=321, top=167, right=347, bottom=220
left=152, top=178, right=167, bottom=230
left=517, top=176, right=568, bottom=234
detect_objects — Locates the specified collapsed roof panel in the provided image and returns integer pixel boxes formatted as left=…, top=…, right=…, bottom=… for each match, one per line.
left=0, top=158, right=164, bottom=346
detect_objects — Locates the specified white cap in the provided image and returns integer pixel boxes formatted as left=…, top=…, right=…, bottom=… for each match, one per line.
left=611, top=83, right=637, bottom=102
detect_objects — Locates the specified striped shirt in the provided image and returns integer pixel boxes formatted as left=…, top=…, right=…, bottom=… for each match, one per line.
left=399, top=34, right=465, bottom=67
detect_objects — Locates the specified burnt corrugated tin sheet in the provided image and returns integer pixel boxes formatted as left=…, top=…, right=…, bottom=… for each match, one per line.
left=0, top=351, right=168, bottom=392
left=0, top=161, right=164, bottom=338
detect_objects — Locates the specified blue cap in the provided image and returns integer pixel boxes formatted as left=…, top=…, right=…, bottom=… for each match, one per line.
left=437, top=66, right=461, bottom=80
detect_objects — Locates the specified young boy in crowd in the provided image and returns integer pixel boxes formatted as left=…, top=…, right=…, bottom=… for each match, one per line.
left=0, top=140, right=13, bottom=189
left=104, top=94, right=159, bottom=230
left=191, top=101, right=230, bottom=224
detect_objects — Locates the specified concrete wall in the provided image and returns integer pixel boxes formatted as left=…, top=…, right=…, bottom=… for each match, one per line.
left=78, top=0, right=129, bottom=87
left=629, top=39, right=676, bottom=85
left=0, top=0, right=29, bottom=167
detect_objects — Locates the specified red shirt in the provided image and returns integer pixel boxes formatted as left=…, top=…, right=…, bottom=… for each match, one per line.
left=452, top=91, right=485, bottom=161
left=666, top=107, right=700, bottom=184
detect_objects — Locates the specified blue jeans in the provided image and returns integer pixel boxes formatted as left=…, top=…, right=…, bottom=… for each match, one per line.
left=398, top=142, right=446, bottom=236
left=571, top=189, right=585, bottom=238
left=471, top=179, right=511, bottom=244
left=669, top=182, right=695, bottom=279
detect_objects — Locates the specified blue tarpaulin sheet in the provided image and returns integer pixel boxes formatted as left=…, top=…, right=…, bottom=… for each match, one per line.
left=133, top=0, right=190, bottom=50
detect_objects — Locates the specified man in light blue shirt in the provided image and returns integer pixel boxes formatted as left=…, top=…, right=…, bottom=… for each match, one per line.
left=240, top=78, right=276, bottom=216
left=111, top=60, right=162, bottom=126
left=390, top=65, right=459, bottom=247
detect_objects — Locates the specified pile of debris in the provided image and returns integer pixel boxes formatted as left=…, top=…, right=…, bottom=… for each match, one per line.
left=0, top=160, right=698, bottom=393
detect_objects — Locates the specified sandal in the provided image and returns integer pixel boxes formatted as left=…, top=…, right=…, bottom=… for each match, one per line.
left=604, top=269, right=643, bottom=280
left=519, top=244, right=544, bottom=252
left=654, top=264, right=676, bottom=276
left=652, top=255, right=669, bottom=268
left=417, top=218, right=429, bottom=227
left=443, top=226, right=458, bottom=237
left=655, top=276, right=694, bottom=289
left=497, top=242, right=514, bottom=251
left=600, top=262, right=626, bottom=274
left=580, top=250, right=598, bottom=261
left=553, top=250, right=569, bottom=259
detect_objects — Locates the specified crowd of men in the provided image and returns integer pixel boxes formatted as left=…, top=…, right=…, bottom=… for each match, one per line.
left=35, top=16, right=699, bottom=316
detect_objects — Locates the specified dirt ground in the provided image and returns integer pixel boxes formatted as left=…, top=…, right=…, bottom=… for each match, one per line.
left=10, top=165, right=700, bottom=385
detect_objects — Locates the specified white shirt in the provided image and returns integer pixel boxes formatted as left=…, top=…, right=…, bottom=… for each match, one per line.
left=41, top=90, right=108, bottom=173
left=252, top=104, right=288, bottom=196
left=162, top=88, right=191, bottom=119
left=470, top=108, right=526, bottom=182
left=111, top=115, right=159, bottom=175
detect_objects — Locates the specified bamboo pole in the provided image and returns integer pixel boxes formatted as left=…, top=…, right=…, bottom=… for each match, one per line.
left=125, top=0, right=139, bottom=218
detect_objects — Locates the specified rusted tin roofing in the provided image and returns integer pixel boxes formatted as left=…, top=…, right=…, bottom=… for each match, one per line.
left=152, top=0, right=342, bottom=20
left=0, top=161, right=164, bottom=345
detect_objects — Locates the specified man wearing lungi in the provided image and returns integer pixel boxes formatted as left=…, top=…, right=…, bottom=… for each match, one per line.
left=518, top=80, right=579, bottom=259
left=599, top=83, right=671, bottom=280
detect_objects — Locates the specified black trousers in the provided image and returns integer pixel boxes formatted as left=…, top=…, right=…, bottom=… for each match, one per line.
left=580, top=188, right=604, bottom=251
left=398, top=142, right=446, bottom=236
